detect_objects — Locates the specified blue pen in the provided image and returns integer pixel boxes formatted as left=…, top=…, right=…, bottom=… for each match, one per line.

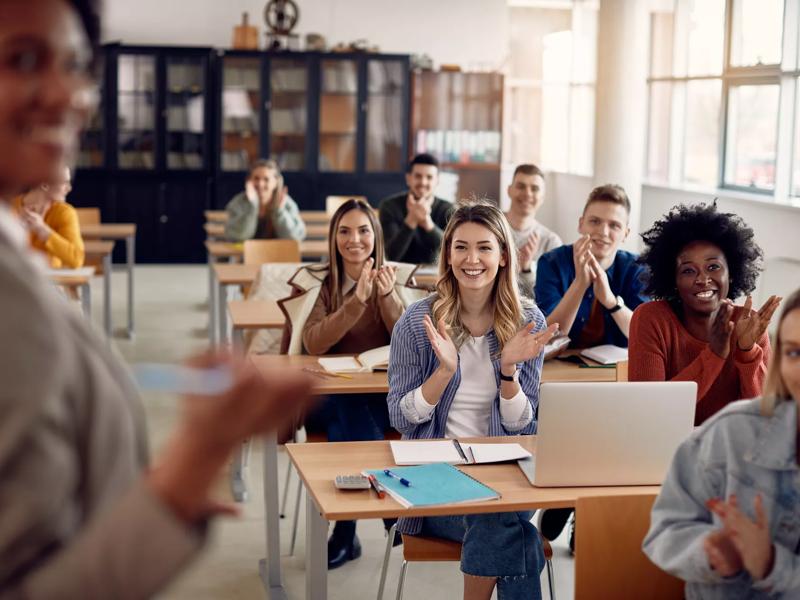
left=383, top=469, right=412, bottom=487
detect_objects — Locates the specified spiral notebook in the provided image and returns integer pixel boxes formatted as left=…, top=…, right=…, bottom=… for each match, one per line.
left=362, top=463, right=500, bottom=508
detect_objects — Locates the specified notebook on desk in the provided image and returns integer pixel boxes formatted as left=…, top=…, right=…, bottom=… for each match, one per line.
left=390, top=440, right=531, bottom=465
left=518, top=381, right=696, bottom=487
left=363, top=463, right=500, bottom=508
left=318, top=345, right=390, bottom=373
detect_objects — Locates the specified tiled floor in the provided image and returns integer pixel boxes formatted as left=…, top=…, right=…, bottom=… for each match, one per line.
left=91, top=265, right=576, bottom=600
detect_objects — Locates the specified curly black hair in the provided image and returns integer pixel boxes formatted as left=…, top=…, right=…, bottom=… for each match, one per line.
left=638, top=202, right=763, bottom=301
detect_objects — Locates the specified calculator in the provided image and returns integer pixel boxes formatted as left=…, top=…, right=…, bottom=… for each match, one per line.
left=334, top=474, right=371, bottom=490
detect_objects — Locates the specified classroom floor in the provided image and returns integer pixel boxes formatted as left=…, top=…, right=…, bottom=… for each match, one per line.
left=93, top=265, right=576, bottom=600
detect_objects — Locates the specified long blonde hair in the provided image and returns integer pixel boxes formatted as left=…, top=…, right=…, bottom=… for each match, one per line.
left=761, top=288, right=800, bottom=415
left=312, top=198, right=384, bottom=311
left=432, top=199, right=526, bottom=351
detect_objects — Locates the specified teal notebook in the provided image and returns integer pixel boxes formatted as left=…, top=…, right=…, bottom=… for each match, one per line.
left=363, top=463, right=500, bottom=508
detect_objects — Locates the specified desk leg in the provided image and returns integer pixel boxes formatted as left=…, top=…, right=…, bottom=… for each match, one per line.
left=208, top=255, right=218, bottom=346
left=230, top=439, right=249, bottom=502
left=80, top=282, right=91, bottom=317
left=218, top=280, right=228, bottom=347
left=233, top=326, right=244, bottom=350
left=259, top=431, right=287, bottom=599
left=306, top=495, right=328, bottom=600
left=125, top=234, right=135, bottom=339
left=103, top=253, right=112, bottom=337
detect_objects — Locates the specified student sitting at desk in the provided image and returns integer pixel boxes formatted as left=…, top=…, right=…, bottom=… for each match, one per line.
left=388, top=199, right=558, bottom=600
left=280, top=198, right=415, bottom=569
left=223, top=158, right=305, bottom=242
left=643, top=288, right=800, bottom=599
left=12, top=166, right=84, bottom=268
left=503, top=163, right=562, bottom=296
left=630, top=203, right=779, bottom=425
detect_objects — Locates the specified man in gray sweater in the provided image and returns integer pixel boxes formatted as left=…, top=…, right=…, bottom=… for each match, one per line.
left=379, top=154, right=453, bottom=265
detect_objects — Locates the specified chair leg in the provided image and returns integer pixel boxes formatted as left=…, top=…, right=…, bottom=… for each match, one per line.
left=289, top=479, right=303, bottom=556
left=280, top=460, right=293, bottom=518
left=395, top=560, right=409, bottom=600
left=545, top=557, right=556, bottom=600
left=241, top=437, right=251, bottom=467
left=376, top=523, right=398, bottom=600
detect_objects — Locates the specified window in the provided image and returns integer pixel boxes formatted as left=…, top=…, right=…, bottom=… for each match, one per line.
left=504, top=1, right=597, bottom=176
left=645, top=0, right=800, bottom=203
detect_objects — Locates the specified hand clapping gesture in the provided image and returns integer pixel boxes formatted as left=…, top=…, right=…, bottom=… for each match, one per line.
left=355, top=258, right=377, bottom=303
left=500, top=322, right=559, bottom=372
left=572, top=234, right=594, bottom=289
left=707, top=494, right=775, bottom=581
left=21, top=208, right=51, bottom=241
left=587, top=252, right=616, bottom=309
left=709, top=300, right=735, bottom=359
left=375, top=264, right=397, bottom=298
left=734, top=295, right=782, bottom=351
left=703, top=529, right=743, bottom=577
left=423, top=314, right=458, bottom=373
left=518, top=231, right=540, bottom=272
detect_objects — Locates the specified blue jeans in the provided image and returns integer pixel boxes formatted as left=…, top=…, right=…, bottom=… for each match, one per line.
left=335, top=393, right=390, bottom=441
left=420, top=511, right=544, bottom=600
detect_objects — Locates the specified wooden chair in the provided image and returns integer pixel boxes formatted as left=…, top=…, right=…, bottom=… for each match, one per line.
left=75, top=207, right=101, bottom=226
left=325, top=195, right=368, bottom=216
left=242, top=239, right=301, bottom=265
left=574, top=493, right=684, bottom=600
left=379, top=525, right=556, bottom=600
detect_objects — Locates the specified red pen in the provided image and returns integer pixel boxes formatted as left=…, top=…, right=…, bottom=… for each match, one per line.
left=367, top=474, right=386, bottom=499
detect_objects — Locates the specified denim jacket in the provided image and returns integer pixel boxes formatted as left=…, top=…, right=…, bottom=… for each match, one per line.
left=643, top=398, right=800, bottom=599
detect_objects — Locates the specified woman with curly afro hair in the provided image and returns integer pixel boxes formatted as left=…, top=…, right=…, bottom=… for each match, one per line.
left=629, top=203, right=782, bottom=424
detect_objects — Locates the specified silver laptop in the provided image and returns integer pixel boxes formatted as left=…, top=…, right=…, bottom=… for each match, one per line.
left=519, top=382, right=697, bottom=487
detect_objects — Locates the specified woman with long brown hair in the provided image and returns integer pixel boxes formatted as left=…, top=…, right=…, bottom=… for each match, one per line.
left=387, top=199, right=558, bottom=600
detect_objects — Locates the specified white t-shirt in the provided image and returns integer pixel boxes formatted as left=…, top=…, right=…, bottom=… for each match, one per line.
left=412, top=335, right=529, bottom=438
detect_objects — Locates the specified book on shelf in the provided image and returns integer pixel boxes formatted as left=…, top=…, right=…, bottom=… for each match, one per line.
left=317, top=345, right=390, bottom=374
left=362, top=463, right=500, bottom=508
left=390, top=440, right=531, bottom=466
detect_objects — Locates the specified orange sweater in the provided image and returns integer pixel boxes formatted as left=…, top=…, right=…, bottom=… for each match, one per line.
left=629, top=300, right=770, bottom=425
left=12, top=197, right=85, bottom=268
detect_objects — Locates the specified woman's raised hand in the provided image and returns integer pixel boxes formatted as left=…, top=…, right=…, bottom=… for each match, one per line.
left=709, top=300, right=735, bottom=359
left=734, top=295, right=782, bottom=351
left=376, top=265, right=397, bottom=297
left=500, top=322, right=559, bottom=372
left=355, top=258, right=377, bottom=303
left=423, top=314, right=458, bottom=373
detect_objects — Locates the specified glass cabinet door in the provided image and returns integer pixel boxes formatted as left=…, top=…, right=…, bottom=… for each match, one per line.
left=221, top=56, right=261, bottom=171
left=269, top=58, right=307, bottom=171
left=366, top=59, right=405, bottom=172
left=166, top=57, right=206, bottom=169
left=319, top=59, right=358, bottom=172
left=117, top=54, right=156, bottom=169
left=78, top=56, right=104, bottom=168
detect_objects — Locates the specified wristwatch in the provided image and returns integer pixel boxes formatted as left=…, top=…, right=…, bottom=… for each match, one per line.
left=606, top=295, right=625, bottom=314
left=499, top=367, right=518, bottom=382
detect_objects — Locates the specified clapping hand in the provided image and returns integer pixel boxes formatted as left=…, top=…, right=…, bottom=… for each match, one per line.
left=518, top=231, right=540, bottom=272
left=375, top=264, right=397, bottom=297
left=709, top=300, right=735, bottom=359
left=704, top=529, right=743, bottom=577
left=587, top=252, right=616, bottom=309
left=423, top=314, right=458, bottom=373
left=707, top=494, right=775, bottom=581
left=21, top=208, right=51, bottom=240
left=355, top=258, right=377, bottom=303
left=500, top=322, right=559, bottom=372
left=572, top=235, right=594, bottom=289
left=734, top=295, right=782, bottom=351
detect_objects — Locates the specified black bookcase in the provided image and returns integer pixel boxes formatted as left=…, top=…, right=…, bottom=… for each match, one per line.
left=73, top=44, right=411, bottom=264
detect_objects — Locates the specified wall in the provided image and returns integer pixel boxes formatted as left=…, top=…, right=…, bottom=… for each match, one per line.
left=101, top=0, right=509, bottom=69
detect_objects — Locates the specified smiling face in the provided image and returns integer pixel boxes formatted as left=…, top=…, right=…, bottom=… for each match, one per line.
left=675, top=240, right=730, bottom=316
left=507, top=172, right=545, bottom=217
left=0, top=0, right=93, bottom=195
left=335, top=208, right=375, bottom=269
left=578, top=201, right=629, bottom=262
left=405, top=164, right=438, bottom=200
left=780, top=309, right=800, bottom=403
left=448, top=222, right=507, bottom=293
left=248, top=165, right=278, bottom=199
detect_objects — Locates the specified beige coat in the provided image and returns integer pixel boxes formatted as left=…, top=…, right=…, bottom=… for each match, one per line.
left=0, top=217, right=203, bottom=599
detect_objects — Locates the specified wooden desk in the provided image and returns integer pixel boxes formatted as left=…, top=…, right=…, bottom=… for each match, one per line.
left=48, top=268, right=95, bottom=318
left=204, top=210, right=227, bottom=223
left=81, top=223, right=136, bottom=338
left=250, top=353, right=626, bottom=597
left=305, top=222, right=328, bottom=239
left=212, top=262, right=258, bottom=345
left=300, top=210, right=328, bottom=224
left=228, top=299, right=285, bottom=347
left=288, top=437, right=659, bottom=599
left=204, top=222, right=225, bottom=240
left=83, top=240, right=114, bottom=337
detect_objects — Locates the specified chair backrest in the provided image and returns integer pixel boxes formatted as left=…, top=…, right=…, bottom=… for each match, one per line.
left=574, top=493, right=684, bottom=600
left=243, top=239, right=301, bottom=265
left=325, top=195, right=367, bottom=216
left=75, top=207, right=101, bottom=226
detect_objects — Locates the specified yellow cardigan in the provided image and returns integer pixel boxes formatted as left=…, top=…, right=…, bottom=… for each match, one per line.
left=12, top=197, right=85, bottom=268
